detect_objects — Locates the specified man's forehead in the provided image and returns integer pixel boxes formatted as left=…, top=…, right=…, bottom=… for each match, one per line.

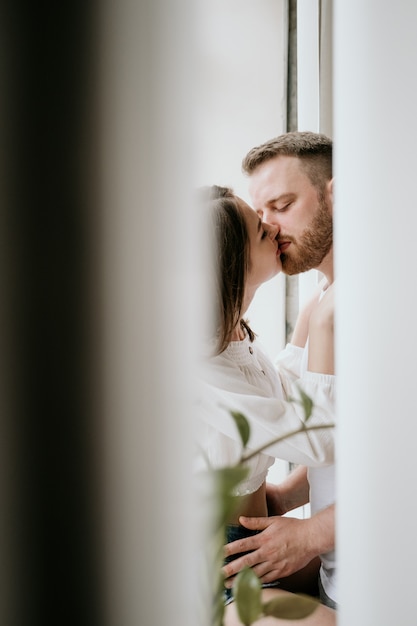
left=248, top=156, right=305, bottom=203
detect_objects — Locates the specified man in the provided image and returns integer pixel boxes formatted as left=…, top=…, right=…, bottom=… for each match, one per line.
left=222, top=131, right=337, bottom=609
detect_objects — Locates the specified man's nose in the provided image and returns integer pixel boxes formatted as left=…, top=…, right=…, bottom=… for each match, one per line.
left=266, top=223, right=279, bottom=240
left=261, top=209, right=280, bottom=230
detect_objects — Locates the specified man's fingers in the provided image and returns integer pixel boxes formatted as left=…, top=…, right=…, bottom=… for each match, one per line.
left=222, top=552, right=257, bottom=579
left=239, top=515, right=273, bottom=530
left=223, top=576, right=235, bottom=589
left=257, top=568, right=282, bottom=584
left=223, top=563, right=282, bottom=587
left=223, top=535, right=259, bottom=557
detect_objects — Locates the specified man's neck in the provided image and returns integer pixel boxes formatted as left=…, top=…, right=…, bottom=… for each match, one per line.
left=317, top=251, right=334, bottom=286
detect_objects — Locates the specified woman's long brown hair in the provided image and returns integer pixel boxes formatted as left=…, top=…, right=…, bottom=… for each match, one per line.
left=200, top=185, right=255, bottom=355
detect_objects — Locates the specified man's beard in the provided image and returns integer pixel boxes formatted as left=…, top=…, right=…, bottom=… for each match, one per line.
left=280, top=197, right=333, bottom=275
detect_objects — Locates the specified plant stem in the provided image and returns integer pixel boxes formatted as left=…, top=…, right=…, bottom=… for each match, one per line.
left=240, top=423, right=335, bottom=463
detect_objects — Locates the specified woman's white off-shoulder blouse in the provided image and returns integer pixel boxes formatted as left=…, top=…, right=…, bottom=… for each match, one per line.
left=195, top=336, right=335, bottom=496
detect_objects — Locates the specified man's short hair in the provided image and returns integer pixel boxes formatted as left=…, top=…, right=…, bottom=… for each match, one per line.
left=242, top=131, right=333, bottom=191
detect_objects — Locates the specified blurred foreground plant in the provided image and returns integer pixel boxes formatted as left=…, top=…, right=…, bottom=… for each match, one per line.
left=204, top=385, right=334, bottom=625
left=233, top=566, right=320, bottom=625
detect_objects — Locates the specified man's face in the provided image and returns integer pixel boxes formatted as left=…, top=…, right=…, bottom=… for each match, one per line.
left=248, top=155, right=333, bottom=275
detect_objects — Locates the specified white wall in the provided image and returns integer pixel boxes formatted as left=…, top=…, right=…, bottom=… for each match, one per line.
left=194, top=0, right=288, bottom=361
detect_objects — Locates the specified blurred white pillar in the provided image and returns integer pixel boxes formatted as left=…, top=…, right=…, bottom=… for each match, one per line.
left=334, top=3, right=417, bottom=624
left=98, top=2, right=199, bottom=625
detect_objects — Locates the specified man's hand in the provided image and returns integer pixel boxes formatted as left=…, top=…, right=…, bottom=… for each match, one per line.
left=222, top=515, right=316, bottom=586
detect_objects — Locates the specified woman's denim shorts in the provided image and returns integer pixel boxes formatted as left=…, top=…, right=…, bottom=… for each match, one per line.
left=224, top=524, right=281, bottom=605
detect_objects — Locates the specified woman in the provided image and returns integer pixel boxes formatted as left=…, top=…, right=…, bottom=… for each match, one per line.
left=196, top=185, right=336, bottom=625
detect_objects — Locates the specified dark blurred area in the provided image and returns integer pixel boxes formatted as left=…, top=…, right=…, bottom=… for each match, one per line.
left=1, top=2, right=103, bottom=624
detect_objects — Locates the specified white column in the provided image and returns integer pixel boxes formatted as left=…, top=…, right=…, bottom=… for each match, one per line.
left=98, top=2, right=198, bottom=625
left=334, top=3, right=417, bottom=624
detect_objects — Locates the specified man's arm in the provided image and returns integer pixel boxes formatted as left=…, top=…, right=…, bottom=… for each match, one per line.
left=308, top=282, right=334, bottom=375
left=222, top=504, right=335, bottom=585
left=290, top=278, right=327, bottom=348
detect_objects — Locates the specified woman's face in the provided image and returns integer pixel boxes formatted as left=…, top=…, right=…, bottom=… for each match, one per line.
left=237, top=197, right=282, bottom=290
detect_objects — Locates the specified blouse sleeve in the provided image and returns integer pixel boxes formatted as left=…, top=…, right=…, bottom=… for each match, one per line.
left=274, top=343, right=304, bottom=378
left=273, top=342, right=308, bottom=399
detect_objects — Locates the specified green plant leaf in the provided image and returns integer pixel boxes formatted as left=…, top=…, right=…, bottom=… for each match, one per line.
left=229, top=410, right=251, bottom=447
left=233, top=567, right=262, bottom=626
left=214, top=466, right=249, bottom=495
left=262, top=593, right=319, bottom=620
left=212, top=466, right=250, bottom=527
left=297, top=386, right=313, bottom=421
